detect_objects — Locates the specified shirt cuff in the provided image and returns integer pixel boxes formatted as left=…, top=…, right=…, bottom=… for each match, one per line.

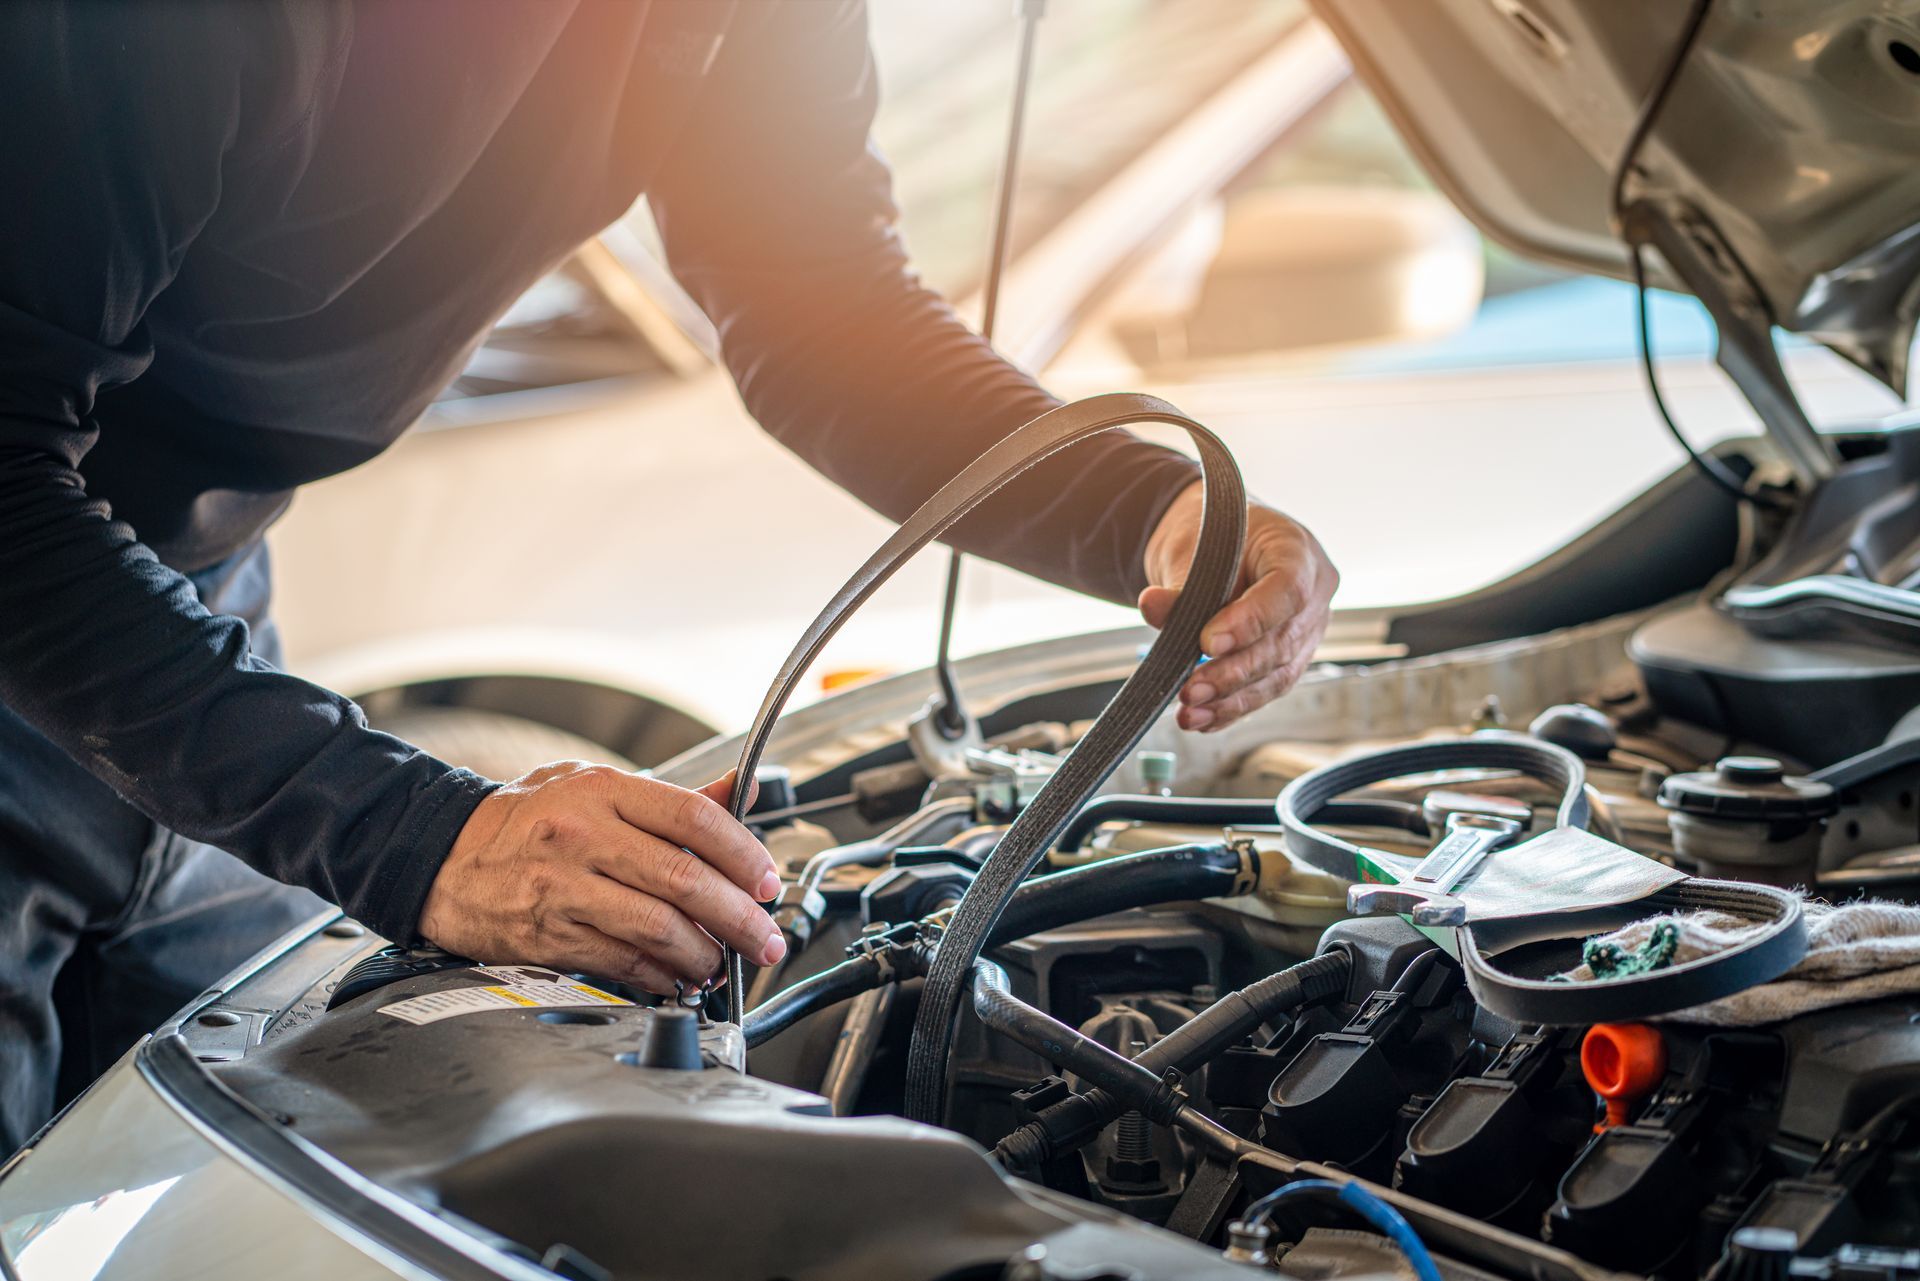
left=1112, top=449, right=1205, bottom=603
left=349, top=765, right=500, bottom=945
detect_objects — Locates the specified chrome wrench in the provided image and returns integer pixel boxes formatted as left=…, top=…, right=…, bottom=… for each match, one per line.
left=1347, top=812, right=1524, bottom=927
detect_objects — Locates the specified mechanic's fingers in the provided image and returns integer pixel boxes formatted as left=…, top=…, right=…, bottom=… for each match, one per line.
left=1176, top=701, right=1216, bottom=732
left=1144, top=561, right=1311, bottom=656
left=1183, top=629, right=1282, bottom=706
left=574, top=877, right=725, bottom=984
left=1179, top=627, right=1321, bottom=731
left=555, top=924, right=683, bottom=997
left=1185, top=597, right=1327, bottom=706
left=1138, top=584, right=1180, bottom=632
left=1203, top=660, right=1308, bottom=733
left=602, top=773, right=779, bottom=902
left=593, top=830, right=783, bottom=965
left=697, top=769, right=759, bottom=817
left=1201, top=557, right=1313, bottom=659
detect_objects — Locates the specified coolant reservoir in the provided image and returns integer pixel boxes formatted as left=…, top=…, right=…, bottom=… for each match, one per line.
left=1657, top=757, right=1834, bottom=886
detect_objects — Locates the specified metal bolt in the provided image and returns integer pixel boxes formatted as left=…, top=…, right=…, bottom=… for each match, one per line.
left=1114, top=1111, right=1154, bottom=1162
left=1102, top=1042, right=1164, bottom=1191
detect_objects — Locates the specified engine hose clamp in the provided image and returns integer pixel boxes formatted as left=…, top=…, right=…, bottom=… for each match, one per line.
left=1144, top=1066, right=1187, bottom=1127
left=1227, top=837, right=1261, bottom=897
left=1277, top=735, right=1808, bottom=1024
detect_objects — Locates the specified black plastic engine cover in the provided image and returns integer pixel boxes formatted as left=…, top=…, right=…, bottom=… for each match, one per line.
left=1776, top=997, right=1920, bottom=1142
left=217, top=967, right=1250, bottom=1281
left=1631, top=430, right=1920, bottom=767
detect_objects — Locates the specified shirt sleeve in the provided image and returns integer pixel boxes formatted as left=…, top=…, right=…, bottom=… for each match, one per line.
left=0, top=3, right=494, bottom=944
left=646, top=0, right=1201, bottom=607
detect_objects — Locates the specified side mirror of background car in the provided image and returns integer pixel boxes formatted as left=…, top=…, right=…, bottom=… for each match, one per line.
left=1112, top=186, right=1485, bottom=369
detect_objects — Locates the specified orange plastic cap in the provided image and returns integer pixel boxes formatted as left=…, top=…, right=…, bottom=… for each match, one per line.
left=1580, top=1022, right=1666, bottom=1132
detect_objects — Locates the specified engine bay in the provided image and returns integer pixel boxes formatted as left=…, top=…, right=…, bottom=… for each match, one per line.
left=130, top=419, right=1920, bottom=1281
left=162, top=599, right=1920, bottom=1281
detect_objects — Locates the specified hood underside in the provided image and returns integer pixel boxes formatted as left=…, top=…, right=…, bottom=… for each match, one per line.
left=1308, top=0, right=1920, bottom=398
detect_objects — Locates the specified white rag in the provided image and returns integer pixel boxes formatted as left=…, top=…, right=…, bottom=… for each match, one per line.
left=1563, top=897, right=1920, bottom=1026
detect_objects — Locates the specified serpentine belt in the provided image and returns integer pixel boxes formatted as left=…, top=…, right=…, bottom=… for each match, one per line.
left=1276, top=736, right=1593, bottom=863
left=1276, top=737, right=1807, bottom=1024
left=724, top=394, right=1247, bottom=1122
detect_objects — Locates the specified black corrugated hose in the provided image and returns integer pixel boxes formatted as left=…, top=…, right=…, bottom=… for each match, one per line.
left=991, top=950, right=1351, bottom=1171
left=972, top=959, right=1172, bottom=1103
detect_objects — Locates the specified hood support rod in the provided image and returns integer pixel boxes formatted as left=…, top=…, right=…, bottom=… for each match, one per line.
left=1624, top=199, right=1836, bottom=489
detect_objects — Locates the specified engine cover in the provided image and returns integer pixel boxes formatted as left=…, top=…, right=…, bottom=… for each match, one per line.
left=217, top=968, right=1251, bottom=1281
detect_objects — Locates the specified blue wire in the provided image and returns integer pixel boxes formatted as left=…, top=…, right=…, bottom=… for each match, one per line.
left=1241, top=1179, right=1445, bottom=1281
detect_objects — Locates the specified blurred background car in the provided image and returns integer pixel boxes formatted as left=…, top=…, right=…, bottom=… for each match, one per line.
left=266, top=0, right=1908, bottom=778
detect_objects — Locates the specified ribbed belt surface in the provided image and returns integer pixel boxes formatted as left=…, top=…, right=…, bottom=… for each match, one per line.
left=1274, top=737, right=1807, bottom=1024
left=722, top=394, right=1246, bottom=1131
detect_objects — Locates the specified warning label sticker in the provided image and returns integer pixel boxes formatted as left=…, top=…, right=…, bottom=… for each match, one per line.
left=380, top=979, right=632, bottom=1026
left=471, top=965, right=573, bottom=986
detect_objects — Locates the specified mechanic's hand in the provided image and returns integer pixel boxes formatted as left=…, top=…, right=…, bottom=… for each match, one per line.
left=419, top=765, right=783, bottom=995
left=1140, top=480, right=1338, bottom=733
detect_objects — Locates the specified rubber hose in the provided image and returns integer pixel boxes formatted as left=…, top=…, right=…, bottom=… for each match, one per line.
left=1057, top=796, right=1425, bottom=853
left=1133, top=949, right=1351, bottom=1072
left=747, top=842, right=1256, bottom=1049
left=992, top=950, right=1351, bottom=1169
left=1056, top=797, right=1284, bottom=852
left=986, top=842, right=1246, bottom=945
left=971, top=959, right=1171, bottom=1106
left=743, top=952, right=891, bottom=1048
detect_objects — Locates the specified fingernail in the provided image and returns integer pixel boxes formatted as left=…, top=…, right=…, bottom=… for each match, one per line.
left=1187, top=682, right=1215, bottom=705
left=762, top=931, right=787, bottom=966
left=757, top=871, right=781, bottom=901
left=1207, top=631, right=1236, bottom=657
left=1185, top=706, right=1214, bottom=729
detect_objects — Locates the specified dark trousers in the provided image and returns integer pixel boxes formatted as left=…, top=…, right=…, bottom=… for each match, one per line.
left=0, top=543, right=326, bottom=1154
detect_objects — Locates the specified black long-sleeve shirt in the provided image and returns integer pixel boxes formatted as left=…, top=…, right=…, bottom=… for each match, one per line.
left=0, top=0, right=1200, bottom=942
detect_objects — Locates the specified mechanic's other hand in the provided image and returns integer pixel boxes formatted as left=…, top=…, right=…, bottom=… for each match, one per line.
left=419, top=765, right=783, bottom=995
left=1140, top=480, right=1338, bottom=733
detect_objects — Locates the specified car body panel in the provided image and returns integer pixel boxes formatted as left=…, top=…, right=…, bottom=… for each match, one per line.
left=1309, top=0, right=1920, bottom=393
left=0, top=1057, right=407, bottom=1281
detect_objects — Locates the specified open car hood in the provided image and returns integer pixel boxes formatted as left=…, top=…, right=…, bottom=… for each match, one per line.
left=1308, top=0, right=1920, bottom=399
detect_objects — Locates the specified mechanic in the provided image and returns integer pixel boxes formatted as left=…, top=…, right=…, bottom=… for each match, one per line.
left=0, top=1, right=1337, bottom=1150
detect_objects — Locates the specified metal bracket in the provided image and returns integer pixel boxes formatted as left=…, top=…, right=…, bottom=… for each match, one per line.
left=908, top=695, right=986, bottom=782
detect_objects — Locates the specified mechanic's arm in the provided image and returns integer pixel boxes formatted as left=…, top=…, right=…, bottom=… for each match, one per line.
left=647, top=1, right=1335, bottom=731
left=0, top=7, right=777, bottom=990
